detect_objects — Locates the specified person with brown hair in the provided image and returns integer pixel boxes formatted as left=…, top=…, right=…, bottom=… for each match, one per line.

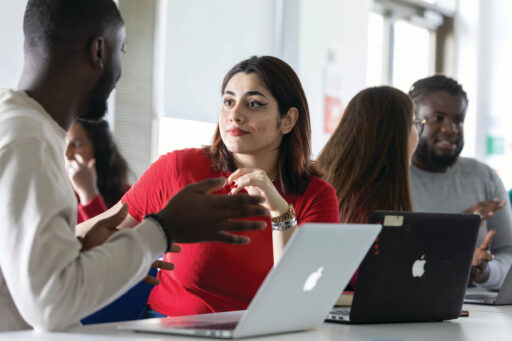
left=316, top=86, right=421, bottom=289
left=79, top=56, right=339, bottom=318
left=66, top=118, right=130, bottom=223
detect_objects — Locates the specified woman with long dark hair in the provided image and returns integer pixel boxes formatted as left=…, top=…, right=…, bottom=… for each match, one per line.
left=316, top=86, right=421, bottom=289
left=78, top=56, right=339, bottom=318
left=65, top=118, right=129, bottom=223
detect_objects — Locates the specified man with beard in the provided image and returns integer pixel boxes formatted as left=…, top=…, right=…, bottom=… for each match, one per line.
left=409, top=75, right=512, bottom=290
left=0, top=0, right=268, bottom=332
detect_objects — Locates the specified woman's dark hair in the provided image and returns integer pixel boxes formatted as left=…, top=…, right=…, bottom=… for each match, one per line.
left=207, top=56, right=320, bottom=194
left=316, top=86, right=414, bottom=223
left=75, top=118, right=129, bottom=207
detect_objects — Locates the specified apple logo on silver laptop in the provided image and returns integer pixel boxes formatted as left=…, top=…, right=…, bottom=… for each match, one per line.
left=412, top=254, right=426, bottom=278
left=303, top=266, right=323, bottom=291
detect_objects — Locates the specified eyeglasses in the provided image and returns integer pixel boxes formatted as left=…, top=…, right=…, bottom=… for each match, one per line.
left=423, top=115, right=464, bottom=129
left=413, top=118, right=426, bottom=136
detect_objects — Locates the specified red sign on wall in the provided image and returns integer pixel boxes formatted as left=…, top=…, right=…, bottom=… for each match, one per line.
left=324, top=95, right=344, bottom=134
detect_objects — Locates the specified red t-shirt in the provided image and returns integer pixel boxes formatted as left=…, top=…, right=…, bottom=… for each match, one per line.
left=122, top=148, right=339, bottom=316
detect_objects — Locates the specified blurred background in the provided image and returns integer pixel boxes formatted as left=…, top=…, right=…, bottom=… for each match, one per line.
left=1, top=0, right=511, bottom=188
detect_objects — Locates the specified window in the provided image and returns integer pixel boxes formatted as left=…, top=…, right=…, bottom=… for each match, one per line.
left=392, top=19, right=433, bottom=91
left=366, top=0, right=455, bottom=92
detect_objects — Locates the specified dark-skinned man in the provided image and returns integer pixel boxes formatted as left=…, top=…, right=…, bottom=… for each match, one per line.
left=409, top=75, right=512, bottom=290
left=0, top=0, right=268, bottom=332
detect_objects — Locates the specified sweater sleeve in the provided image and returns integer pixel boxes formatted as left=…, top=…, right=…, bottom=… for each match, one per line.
left=77, top=194, right=108, bottom=222
left=479, top=169, right=512, bottom=289
left=0, top=139, right=167, bottom=331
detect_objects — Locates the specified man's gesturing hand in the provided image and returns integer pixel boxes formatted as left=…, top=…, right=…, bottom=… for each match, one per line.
left=470, top=229, right=495, bottom=284
left=156, top=178, right=269, bottom=244
left=464, top=198, right=506, bottom=224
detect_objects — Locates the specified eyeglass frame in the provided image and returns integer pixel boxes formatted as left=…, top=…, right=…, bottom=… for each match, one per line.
left=413, top=118, right=426, bottom=136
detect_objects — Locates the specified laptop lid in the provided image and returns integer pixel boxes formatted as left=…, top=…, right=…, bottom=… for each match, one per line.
left=348, top=211, right=480, bottom=323
left=465, top=265, right=512, bottom=305
left=119, top=223, right=381, bottom=338
left=233, top=223, right=381, bottom=338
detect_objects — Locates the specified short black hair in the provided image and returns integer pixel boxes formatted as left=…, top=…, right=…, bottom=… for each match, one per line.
left=23, top=0, right=123, bottom=54
left=408, top=74, right=468, bottom=104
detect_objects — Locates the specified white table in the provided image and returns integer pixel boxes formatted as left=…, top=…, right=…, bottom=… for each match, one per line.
left=1, top=305, right=512, bottom=341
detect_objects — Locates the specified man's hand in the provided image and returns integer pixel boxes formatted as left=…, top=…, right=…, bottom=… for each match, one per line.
left=80, top=204, right=129, bottom=251
left=143, top=257, right=178, bottom=285
left=81, top=204, right=181, bottom=285
left=157, top=178, right=269, bottom=244
left=470, top=229, right=495, bottom=284
left=464, top=198, right=506, bottom=224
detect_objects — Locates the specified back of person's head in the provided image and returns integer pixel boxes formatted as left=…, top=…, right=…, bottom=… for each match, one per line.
left=75, top=118, right=128, bottom=207
left=23, top=0, right=123, bottom=60
left=408, top=74, right=468, bottom=105
left=317, top=86, right=414, bottom=223
left=209, top=55, right=318, bottom=194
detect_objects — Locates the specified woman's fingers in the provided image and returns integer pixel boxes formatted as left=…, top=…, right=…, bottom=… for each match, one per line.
left=227, top=168, right=253, bottom=184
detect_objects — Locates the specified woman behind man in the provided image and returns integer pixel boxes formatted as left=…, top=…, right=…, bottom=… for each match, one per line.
left=79, top=56, right=339, bottom=318
left=65, top=119, right=130, bottom=223
left=317, top=86, right=422, bottom=289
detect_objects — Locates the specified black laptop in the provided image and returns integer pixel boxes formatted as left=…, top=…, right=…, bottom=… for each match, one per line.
left=326, top=211, right=480, bottom=323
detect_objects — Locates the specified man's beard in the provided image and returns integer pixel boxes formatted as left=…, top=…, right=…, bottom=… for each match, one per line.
left=81, top=70, right=113, bottom=122
left=414, top=138, right=464, bottom=170
left=81, top=98, right=107, bottom=122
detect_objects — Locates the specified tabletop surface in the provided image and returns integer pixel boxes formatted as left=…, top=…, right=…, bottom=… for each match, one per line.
left=2, top=304, right=512, bottom=341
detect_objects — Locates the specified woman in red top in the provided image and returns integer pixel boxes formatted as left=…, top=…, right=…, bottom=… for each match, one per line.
left=316, top=86, right=421, bottom=290
left=65, top=118, right=130, bottom=223
left=81, top=56, right=339, bottom=318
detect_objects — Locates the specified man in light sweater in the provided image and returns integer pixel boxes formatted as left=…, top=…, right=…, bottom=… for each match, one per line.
left=0, top=0, right=268, bottom=332
left=409, top=75, right=512, bottom=290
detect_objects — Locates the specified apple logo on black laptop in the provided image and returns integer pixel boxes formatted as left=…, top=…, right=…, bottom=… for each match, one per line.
left=412, top=254, right=426, bottom=278
left=303, top=266, right=324, bottom=291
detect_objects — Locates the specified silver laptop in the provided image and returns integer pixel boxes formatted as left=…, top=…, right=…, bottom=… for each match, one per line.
left=118, top=223, right=381, bottom=338
left=465, top=265, right=512, bottom=305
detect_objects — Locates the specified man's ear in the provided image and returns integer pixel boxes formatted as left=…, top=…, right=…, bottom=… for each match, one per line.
left=280, top=107, right=299, bottom=134
left=89, top=36, right=105, bottom=69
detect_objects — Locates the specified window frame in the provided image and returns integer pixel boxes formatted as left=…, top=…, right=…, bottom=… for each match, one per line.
left=369, top=0, right=455, bottom=86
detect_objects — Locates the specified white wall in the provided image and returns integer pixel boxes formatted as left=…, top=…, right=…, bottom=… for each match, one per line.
left=454, top=0, right=479, bottom=159
left=296, top=0, right=371, bottom=156
left=158, top=0, right=371, bottom=157
left=157, top=0, right=277, bottom=156
left=455, top=0, right=512, bottom=188
left=162, top=0, right=276, bottom=123
left=0, top=1, right=27, bottom=89
left=0, top=0, right=369, bottom=161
